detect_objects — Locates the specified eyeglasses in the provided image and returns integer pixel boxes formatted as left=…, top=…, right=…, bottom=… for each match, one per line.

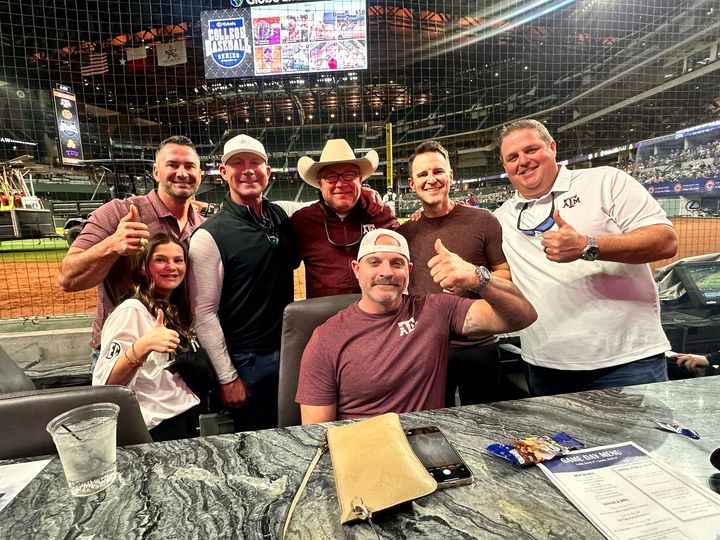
left=516, top=192, right=556, bottom=236
left=320, top=172, right=359, bottom=184
left=257, top=215, right=280, bottom=246
left=321, top=203, right=362, bottom=247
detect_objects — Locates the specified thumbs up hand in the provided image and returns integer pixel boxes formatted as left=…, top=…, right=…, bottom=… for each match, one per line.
left=428, top=239, right=478, bottom=292
left=122, top=203, right=139, bottom=224
left=111, top=203, right=149, bottom=256
left=155, top=309, right=165, bottom=328
left=141, top=309, right=180, bottom=357
left=540, top=210, right=587, bottom=262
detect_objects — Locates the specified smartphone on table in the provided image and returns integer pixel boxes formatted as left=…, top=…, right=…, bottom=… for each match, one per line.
left=406, top=426, right=473, bottom=489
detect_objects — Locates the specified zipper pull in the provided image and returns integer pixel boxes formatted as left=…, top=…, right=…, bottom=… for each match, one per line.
left=351, top=497, right=380, bottom=539
left=351, top=497, right=370, bottom=520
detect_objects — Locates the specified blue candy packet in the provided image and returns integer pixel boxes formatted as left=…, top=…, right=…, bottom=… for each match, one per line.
left=655, top=421, right=700, bottom=439
left=486, top=432, right=585, bottom=467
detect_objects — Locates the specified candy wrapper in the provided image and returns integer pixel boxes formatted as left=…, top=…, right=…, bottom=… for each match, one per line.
left=487, top=432, right=585, bottom=467
left=655, top=421, right=699, bottom=439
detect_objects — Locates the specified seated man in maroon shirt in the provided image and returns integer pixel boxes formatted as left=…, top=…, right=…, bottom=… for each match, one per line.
left=296, top=229, right=537, bottom=423
left=292, top=139, right=399, bottom=298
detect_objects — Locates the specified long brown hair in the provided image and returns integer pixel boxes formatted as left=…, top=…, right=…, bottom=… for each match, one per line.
left=132, top=233, right=192, bottom=340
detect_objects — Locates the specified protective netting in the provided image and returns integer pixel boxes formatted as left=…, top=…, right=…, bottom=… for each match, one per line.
left=0, top=0, right=718, bottom=318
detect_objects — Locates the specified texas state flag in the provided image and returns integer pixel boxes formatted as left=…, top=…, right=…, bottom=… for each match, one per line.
left=124, top=46, right=148, bottom=72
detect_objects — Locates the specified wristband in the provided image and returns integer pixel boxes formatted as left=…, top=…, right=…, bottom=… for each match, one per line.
left=125, top=342, right=146, bottom=369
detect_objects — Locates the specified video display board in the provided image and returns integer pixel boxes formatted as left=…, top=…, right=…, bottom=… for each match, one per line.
left=201, top=0, right=367, bottom=79
left=201, top=8, right=255, bottom=80
left=52, top=85, right=84, bottom=166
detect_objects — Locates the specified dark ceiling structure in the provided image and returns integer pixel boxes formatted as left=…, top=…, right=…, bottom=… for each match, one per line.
left=1, top=0, right=719, bottom=179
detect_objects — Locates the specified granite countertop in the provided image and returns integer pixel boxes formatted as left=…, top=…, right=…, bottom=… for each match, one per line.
left=2, top=377, right=719, bottom=539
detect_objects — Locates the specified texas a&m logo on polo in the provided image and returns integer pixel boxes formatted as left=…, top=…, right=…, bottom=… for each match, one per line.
left=563, top=194, right=581, bottom=209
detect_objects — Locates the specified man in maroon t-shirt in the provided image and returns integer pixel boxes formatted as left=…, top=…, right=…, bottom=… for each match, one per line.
left=296, top=229, right=536, bottom=423
left=398, top=140, right=510, bottom=406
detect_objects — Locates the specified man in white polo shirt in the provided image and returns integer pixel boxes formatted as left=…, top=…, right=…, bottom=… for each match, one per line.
left=494, top=119, right=678, bottom=396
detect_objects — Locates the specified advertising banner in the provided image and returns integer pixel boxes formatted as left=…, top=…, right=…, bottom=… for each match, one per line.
left=201, top=9, right=254, bottom=79
left=52, top=85, right=84, bottom=166
left=646, top=177, right=720, bottom=197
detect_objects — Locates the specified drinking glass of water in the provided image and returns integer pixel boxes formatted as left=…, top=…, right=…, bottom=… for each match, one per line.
left=46, top=403, right=119, bottom=497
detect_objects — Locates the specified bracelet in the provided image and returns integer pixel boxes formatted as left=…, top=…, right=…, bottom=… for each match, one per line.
left=125, top=342, right=146, bottom=369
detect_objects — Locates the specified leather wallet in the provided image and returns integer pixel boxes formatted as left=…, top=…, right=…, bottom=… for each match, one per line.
left=326, top=412, right=438, bottom=524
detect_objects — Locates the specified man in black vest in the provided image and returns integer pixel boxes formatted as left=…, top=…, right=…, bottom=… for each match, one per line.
left=187, top=135, right=300, bottom=431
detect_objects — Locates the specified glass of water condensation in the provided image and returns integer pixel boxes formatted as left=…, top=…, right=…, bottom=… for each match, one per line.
left=46, top=403, right=119, bottom=497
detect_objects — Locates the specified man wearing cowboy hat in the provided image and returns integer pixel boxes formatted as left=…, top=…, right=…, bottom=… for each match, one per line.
left=292, top=139, right=399, bottom=298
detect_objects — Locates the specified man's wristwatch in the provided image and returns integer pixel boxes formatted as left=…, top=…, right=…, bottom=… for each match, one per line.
left=469, top=265, right=492, bottom=294
left=581, top=235, right=600, bottom=261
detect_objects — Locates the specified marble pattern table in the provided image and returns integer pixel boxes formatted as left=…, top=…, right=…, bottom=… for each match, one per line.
left=1, top=377, right=719, bottom=539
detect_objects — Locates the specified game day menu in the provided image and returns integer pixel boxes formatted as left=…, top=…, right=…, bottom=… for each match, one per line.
left=538, top=442, right=720, bottom=540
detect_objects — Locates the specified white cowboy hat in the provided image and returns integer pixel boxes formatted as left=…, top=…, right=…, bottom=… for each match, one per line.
left=297, top=139, right=378, bottom=188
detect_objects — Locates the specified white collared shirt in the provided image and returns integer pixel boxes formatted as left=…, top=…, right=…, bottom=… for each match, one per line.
left=495, top=166, right=671, bottom=370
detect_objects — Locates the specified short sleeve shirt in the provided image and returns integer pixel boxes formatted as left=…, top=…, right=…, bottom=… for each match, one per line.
left=295, top=294, right=474, bottom=420
left=72, top=190, right=203, bottom=347
left=494, top=166, right=672, bottom=369
left=398, top=204, right=505, bottom=347
left=92, top=298, right=199, bottom=429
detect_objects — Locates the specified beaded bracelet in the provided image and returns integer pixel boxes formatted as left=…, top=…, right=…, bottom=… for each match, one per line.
left=125, top=342, right=146, bottom=369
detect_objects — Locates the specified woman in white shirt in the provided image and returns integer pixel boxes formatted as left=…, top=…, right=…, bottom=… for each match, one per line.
left=93, top=233, right=200, bottom=441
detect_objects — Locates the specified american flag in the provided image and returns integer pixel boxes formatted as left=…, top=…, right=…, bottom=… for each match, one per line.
left=80, top=52, right=108, bottom=76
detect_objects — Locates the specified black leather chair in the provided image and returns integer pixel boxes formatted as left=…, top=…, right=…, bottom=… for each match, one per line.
left=0, top=344, right=36, bottom=393
left=278, top=294, right=359, bottom=428
left=0, top=385, right=153, bottom=460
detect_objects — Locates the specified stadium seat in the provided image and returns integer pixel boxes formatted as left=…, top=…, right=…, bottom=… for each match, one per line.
left=0, top=345, right=36, bottom=394
left=0, top=385, right=152, bottom=460
left=278, top=294, right=359, bottom=427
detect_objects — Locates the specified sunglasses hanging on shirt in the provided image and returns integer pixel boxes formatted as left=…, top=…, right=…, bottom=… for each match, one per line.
left=251, top=212, right=280, bottom=246
left=516, top=192, right=556, bottom=236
